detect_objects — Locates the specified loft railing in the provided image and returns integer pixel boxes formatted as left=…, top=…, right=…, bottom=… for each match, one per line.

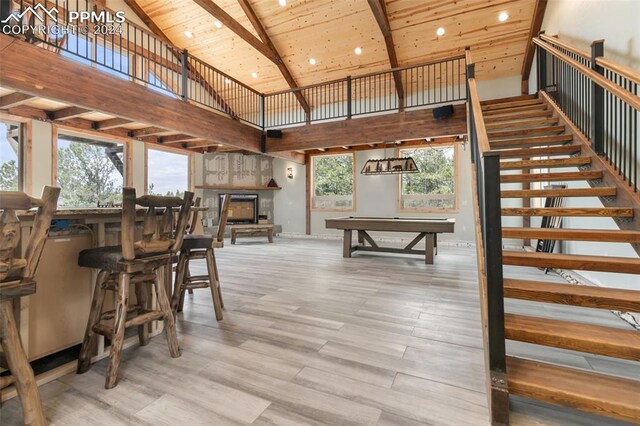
left=535, top=33, right=640, bottom=193
left=466, top=48, right=508, bottom=425
left=3, top=0, right=264, bottom=126
left=3, top=0, right=467, bottom=131
left=263, top=56, right=467, bottom=128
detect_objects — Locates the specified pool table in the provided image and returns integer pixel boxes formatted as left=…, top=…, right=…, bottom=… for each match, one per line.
left=325, top=216, right=455, bottom=264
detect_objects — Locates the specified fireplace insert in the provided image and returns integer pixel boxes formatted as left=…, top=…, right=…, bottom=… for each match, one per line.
left=221, top=194, right=258, bottom=224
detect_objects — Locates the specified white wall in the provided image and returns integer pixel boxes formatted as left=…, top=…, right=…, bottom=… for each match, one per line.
left=273, top=158, right=306, bottom=234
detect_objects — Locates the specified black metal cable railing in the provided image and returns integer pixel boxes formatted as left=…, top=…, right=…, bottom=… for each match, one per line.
left=3, top=0, right=467, bottom=131
left=535, top=34, right=640, bottom=193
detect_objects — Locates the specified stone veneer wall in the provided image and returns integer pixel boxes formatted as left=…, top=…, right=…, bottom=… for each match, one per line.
left=201, top=152, right=277, bottom=232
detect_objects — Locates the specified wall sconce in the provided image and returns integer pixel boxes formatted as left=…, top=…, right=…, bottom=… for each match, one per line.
left=287, top=167, right=294, bottom=179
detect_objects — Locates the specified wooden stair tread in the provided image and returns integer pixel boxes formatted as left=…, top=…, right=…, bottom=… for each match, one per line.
left=482, top=99, right=544, bottom=111
left=500, top=157, right=591, bottom=170
left=491, top=134, right=573, bottom=148
left=507, top=356, right=640, bottom=423
left=505, top=314, right=640, bottom=360
left=500, top=171, right=602, bottom=183
left=485, top=110, right=554, bottom=123
left=486, top=118, right=559, bottom=130
left=501, top=187, right=616, bottom=198
left=483, top=104, right=548, bottom=116
left=502, top=251, right=640, bottom=274
left=503, top=279, right=640, bottom=311
left=481, top=94, right=538, bottom=105
left=502, top=227, right=640, bottom=242
left=495, top=145, right=581, bottom=158
left=501, top=207, right=634, bottom=217
left=488, top=126, right=565, bottom=140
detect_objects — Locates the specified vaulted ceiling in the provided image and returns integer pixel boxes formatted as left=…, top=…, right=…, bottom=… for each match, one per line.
left=129, top=0, right=537, bottom=93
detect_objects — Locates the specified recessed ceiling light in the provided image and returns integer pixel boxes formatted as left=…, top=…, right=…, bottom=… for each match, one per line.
left=214, top=20, right=222, bottom=29
left=498, top=11, right=509, bottom=22
left=309, top=58, right=317, bottom=65
left=279, top=0, right=287, bottom=6
left=184, top=30, right=193, bottom=38
left=354, top=47, right=362, bottom=55
left=436, top=27, right=445, bottom=36
left=251, top=72, right=258, bottom=78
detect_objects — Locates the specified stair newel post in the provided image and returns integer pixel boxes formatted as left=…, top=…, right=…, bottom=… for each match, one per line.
left=537, top=32, right=547, bottom=93
left=181, top=49, right=189, bottom=101
left=590, top=40, right=605, bottom=155
left=483, top=152, right=509, bottom=425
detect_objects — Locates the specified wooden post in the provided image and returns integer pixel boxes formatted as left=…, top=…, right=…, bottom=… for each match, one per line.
left=343, top=230, right=353, bottom=258
left=425, top=233, right=435, bottom=264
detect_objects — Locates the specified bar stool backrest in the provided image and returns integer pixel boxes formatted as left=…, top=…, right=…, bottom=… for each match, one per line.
left=121, top=188, right=194, bottom=260
left=187, top=197, right=202, bottom=235
left=216, top=194, right=231, bottom=244
left=0, top=186, right=60, bottom=283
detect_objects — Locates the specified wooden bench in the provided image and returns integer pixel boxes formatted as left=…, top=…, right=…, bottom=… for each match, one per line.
left=230, top=224, right=274, bottom=244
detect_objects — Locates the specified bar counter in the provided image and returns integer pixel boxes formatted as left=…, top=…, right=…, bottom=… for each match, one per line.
left=2, top=207, right=207, bottom=401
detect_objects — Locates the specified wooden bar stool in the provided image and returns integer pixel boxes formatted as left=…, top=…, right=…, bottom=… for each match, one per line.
left=171, top=194, right=230, bottom=319
left=76, top=188, right=193, bottom=389
left=0, top=186, right=60, bottom=426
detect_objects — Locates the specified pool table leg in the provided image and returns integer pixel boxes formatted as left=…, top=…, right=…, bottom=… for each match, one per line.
left=343, top=230, right=353, bottom=258
left=425, top=233, right=435, bottom=264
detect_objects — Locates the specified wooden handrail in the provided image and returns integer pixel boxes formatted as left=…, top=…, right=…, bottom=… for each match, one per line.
left=467, top=78, right=491, bottom=154
left=539, top=34, right=591, bottom=61
left=596, top=57, right=640, bottom=86
left=534, top=38, right=640, bottom=110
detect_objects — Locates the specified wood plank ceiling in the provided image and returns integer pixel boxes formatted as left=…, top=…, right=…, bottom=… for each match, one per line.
left=133, top=0, right=537, bottom=93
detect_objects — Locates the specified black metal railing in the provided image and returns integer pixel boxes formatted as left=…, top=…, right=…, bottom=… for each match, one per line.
left=535, top=34, right=640, bottom=193
left=264, top=56, right=467, bottom=128
left=3, top=0, right=264, bottom=127
left=466, top=49, right=508, bottom=424
left=3, top=0, right=467, bottom=131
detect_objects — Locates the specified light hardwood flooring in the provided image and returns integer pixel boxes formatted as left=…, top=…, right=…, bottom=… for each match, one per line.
left=0, top=238, right=636, bottom=425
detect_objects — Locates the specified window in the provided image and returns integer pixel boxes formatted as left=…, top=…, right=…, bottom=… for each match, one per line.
left=0, top=119, right=22, bottom=191
left=146, top=147, right=189, bottom=196
left=311, top=153, right=354, bottom=210
left=56, top=133, right=125, bottom=208
left=399, top=145, right=457, bottom=211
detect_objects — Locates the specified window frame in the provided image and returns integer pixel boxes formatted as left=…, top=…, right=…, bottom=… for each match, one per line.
left=397, top=143, right=459, bottom=214
left=52, top=125, right=131, bottom=203
left=0, top=113, right=30, bottom=193
left=144, top=143, right=195, bottom=196
left=310, top=151, right=356, bottom=212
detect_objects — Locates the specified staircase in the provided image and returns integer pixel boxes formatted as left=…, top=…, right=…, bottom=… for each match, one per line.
left=478, top=92, right=640, bottom=424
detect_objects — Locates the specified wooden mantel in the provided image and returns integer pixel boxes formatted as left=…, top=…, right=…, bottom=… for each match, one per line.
left=195, top=185, right=282, bottom=191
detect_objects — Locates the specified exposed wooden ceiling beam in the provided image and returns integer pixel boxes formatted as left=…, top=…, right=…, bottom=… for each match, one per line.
left=130, top=127, right=172, bottom=138
left=123, top=0, right=237, bottom=118
left=49, top=106, right=91, bottom=121
left=95, top=117, right=133, bottom=130
left=0, top=35, right=262, bottom=151
left=367, top=0, right=404, bottom=109
left=306, top=136, right=459, bottom=156
left=159, top=134, right=200, bottom=144
left=236, top=0, right=310, bottom=114
left=521, top=0, right=548, bottom=94
left=266, top=105, right=466, bottom=152
left=0, top=93, right=34, bottom=109
left=191, top=0, right=277, bottom=62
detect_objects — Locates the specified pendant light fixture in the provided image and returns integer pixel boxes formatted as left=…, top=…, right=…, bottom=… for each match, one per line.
left=361, top=141, right=420, bottom=175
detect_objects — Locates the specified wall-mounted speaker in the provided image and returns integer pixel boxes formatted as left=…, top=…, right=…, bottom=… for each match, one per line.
left=266, top=129, right=283, bottom=138
left=433, top=105, right=454, bottom=120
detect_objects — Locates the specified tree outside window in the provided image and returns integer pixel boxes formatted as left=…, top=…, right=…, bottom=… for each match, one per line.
left=312, top=153, right=354, bottom=210
left=400, top=145, right=456, bottom=211
left=56, top=134, right=124, bottom=208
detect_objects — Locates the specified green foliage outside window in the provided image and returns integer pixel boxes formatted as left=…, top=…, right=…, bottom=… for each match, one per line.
left=57, top=140, right=123, bottom=208
left=313, top=154, right=353, bottom=196
left=401, top=146, right=455, bottom=210
left=0, top=160, right=18, bottom=191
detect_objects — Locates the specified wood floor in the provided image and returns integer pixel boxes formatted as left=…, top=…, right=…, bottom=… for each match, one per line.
left=1, top=238, right=636, bottom=425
